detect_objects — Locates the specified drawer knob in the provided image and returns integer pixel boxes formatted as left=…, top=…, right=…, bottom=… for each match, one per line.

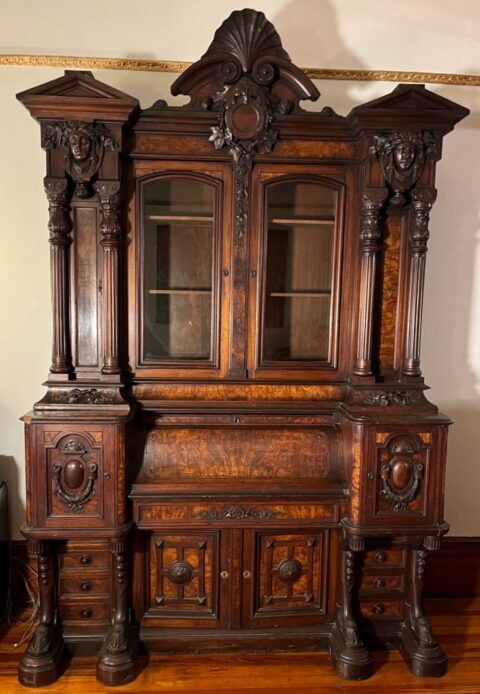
left=373, top=603, right=385, bottom=615
left=80, top=555, right=92, bottom=565
left=243, top=570, right=251, bottom=579
left=81, top=608, right=92, bottom=619
left=374, top=577, right=386, bottom=589
left=80, top=581, right=91, bottom=592
left=220, top=570, right=229, bottom=579
left=375, top=551, right=387, bottom=564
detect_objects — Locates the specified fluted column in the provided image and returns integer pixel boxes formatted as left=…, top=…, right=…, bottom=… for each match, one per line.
left=353, top=189, right=387, bottom=376
left=402, top=188, right=436, bottom=377
left=45, top=177, right=72, bottom=376
left=95, top=181, right=121, bottom=376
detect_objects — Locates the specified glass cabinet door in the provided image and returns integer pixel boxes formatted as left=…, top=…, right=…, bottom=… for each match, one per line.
left=139, top=174, right=224, bottom=372
left=249, top=174, right=343, bottom=378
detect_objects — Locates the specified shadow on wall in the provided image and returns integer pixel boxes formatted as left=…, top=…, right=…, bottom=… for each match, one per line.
left=440, top=406, right=480, bottom=537
left=0, top=456, right=24, bottom=541
left=272, top=0, right=366, bottom=114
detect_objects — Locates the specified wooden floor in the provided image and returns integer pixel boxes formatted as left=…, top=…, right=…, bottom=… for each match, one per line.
left=1, top=600, right=479, bottom=694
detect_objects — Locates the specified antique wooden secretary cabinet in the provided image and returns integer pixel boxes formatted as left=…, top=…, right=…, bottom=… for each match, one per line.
left=16, top=8, right=468, bottom=687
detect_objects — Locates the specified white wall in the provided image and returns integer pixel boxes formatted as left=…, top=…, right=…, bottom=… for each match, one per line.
left=1, top=0, right=480, bottom=537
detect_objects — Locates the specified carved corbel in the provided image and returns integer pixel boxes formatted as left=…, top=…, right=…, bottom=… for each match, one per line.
left=371, top=131, right=438, bottom=207
left=42, top=121, right=118, bottom=198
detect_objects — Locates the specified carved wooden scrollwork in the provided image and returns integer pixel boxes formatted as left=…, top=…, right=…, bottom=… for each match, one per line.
left=172, top=9, right=320, bottom=246
left=362, top=390, right=416, bottom=407
left=52, top=461, right=97, bottom=513
left=42, top=121, right=118, bottom=197
left=379, top=436, right=424, bottom=512
left=371, top=131, right=439, bottom=206
left=195, top=505, right=279, bottom=521
left=52, top=436, right=98, bottom=513
left=57, top=387, right=114, bottom=404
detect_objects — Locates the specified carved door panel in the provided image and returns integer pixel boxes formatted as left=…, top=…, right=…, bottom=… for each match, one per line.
left=144, top=530, right=225, bottom=628
left=37, top=428, right=112, bottom=528
left=366, top=428, right=446, bottom=525
left=242, top=529, right=334, bottom=627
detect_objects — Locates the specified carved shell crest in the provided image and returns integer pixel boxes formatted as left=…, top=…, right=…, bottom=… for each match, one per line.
left=204, top=9, right=290, bottom=72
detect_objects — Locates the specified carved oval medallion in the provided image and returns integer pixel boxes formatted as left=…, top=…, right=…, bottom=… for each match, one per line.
left=167, top=560, right=194, bottom=586
left=63, top=459, right=85, bottom=489
left=391, top=460, right=411, bottom=489
left=278, top=559, right=302, bottom=584
left=227, top=103, right=265, bottom=140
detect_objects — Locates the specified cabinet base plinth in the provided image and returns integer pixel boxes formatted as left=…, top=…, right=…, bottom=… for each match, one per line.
left=96, top=624, right=137, bottom=687
left=330, top=624, right=373, bottom=680
left=17, top=624, right=64, bottom=688
left=399, top=627, right=448, bottom=677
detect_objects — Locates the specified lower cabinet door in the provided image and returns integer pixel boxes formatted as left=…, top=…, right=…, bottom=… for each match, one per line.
left=242, top=529, right=335, bottom=628
left=144, top=530, right=225, bottom=628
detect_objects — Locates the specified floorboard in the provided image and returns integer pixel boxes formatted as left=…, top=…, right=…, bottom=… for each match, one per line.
left=1, top=599, right=479, bottom=694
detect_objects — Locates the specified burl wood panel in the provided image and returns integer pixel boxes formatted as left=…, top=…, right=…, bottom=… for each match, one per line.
left=72, top=205, right=100, bottom=369
left=139, top=427, right=337, bottom=482
left=244, top=530, right=330, bottom=627
left=145, top=532, right=221, bottom=627
left=132, top=383, right=345, bottom=401
left=135, top=501, right=339, bottom=529
left=379, top=214, right=403, bottom=371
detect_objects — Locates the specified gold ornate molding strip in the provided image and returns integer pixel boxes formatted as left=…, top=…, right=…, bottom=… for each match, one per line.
left=1, top=54, right=479, bottom=87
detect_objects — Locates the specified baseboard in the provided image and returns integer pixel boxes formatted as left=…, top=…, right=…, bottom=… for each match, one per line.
left=7, top=536, right=480, bottom=606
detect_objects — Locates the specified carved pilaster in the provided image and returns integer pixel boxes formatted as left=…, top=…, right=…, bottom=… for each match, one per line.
left=95, top=181, right=122, bottom=376
left=45, top=177, right=73, bottom=377
left=353, top=189, right=387, bottom=376
left=402, top=188, right=437, bottom=377
left=42, top=121, right=118, bottom=198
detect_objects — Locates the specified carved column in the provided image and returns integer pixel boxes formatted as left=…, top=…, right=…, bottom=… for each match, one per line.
left=18, top=541, right=63, bottom=686
left=95, top=181, right=122, bottom=376
left=353, top=190, right=387, bottom=376
left=97, top=537, right=135, bottom=685
left=402, top=188, right=436, bottom=376
left=45, top=177, right=73, bottom=377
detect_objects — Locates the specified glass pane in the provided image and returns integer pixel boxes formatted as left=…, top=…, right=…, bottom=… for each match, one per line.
left=143, top=179, right=214, bottom=360
left=263, top=181, right=336, bottom=361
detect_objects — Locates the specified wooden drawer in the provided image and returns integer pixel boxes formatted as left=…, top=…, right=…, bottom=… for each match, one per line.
left=59, top=575, right=110, bottom=598
left=135, top=501, right=339, bottom=528
left=363, top=548, right=405, bottom=569
left=58, top=542, right=110, bottom=571
left=360, top=574, right=404, bottom=593
left=59, top=600, right=111, bottom=624
left=360, top=600, right=403, bottom=620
